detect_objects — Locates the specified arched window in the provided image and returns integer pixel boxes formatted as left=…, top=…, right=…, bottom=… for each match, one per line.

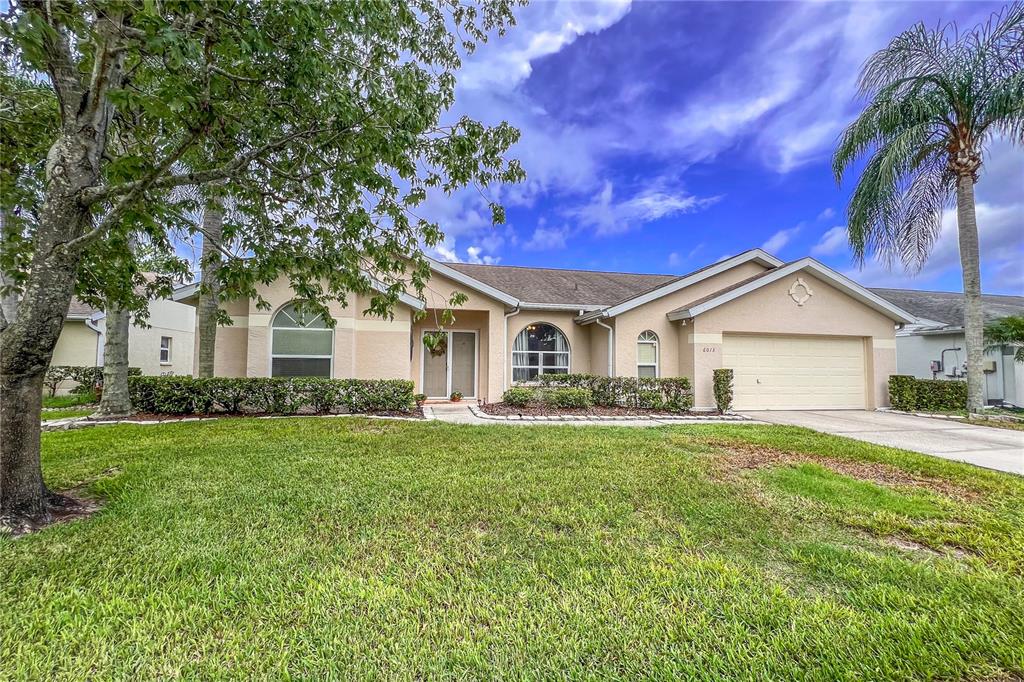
left=512, top=323, right=569, bottom=382
left=637, top=330, right=658, bottom=378
left=271, top=302, right=333, bottom=377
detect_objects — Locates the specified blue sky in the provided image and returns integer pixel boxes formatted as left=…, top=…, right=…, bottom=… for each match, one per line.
left=423, top=1, right=1024, bottom=295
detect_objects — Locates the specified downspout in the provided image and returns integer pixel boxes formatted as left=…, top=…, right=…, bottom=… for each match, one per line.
left=85, top=313, right=105, bottom=368
left=503, top=306, right=520, bottom=391
left=595, top=316, right=614, bottom=377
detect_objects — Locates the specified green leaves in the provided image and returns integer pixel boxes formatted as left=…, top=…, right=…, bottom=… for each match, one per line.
left=984, top=315, right=1024, bottom=362
left=3, top=0, right=525, bottom=322
left=833, top=3, right=1024, bottom=269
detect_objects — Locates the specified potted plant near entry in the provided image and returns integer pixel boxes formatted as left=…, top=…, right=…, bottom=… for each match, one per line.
left=449, top=390, right=463, bottom=402
left=414, top=393, right=427, bottom=407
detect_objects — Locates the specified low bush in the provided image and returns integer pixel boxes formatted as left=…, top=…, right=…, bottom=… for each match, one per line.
left=533, top=374, right=693, bottom=412
left=713, top=368, right=734, bottom=413
left=128, top=376, right=415, bottom=415
left=545, top=387, right=593, bottom=409
left=501, top=387, right=535, bottom=407
left=889, top=375, right=967, bottom=412
left=43, top=365, right=141, bottom=396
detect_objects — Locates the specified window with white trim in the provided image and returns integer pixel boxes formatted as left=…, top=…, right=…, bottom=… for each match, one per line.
left=637, top=330, right=658, bottom=378
left=270, top=302, right=333, bottom=377
left=159, top=336, right=172, bottom=364
left=512, top=323, right=569, bottom=382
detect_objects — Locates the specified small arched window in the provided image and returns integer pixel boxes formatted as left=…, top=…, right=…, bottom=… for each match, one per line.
left=637, top=330, right=658, bottom=378
left=512, top=323, right=569, bottom=382
left=271, top=302, right=333, bottom=377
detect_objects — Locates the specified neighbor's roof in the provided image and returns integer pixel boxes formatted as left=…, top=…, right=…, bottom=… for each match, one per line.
left=870, top=288, right=1024, bottom=328
left=67, top=298, right=101, bottom=320
left=445, top=262, right=676, bottom=307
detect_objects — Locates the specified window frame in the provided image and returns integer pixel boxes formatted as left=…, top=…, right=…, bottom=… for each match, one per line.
left=637, top=330, right=659, bottom=378
left=511, top=322, right=570, bottom=384
left=159, top=336, right=172, bottom=365
left=269, top=301, right=335, bottom=378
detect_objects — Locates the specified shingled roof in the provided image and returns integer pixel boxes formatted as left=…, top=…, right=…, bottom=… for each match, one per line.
left=66, top=298, right=101, bottom=319
left=870, top=288, right=1024, bottom=328
left=444, top=262, right=676, bottom=307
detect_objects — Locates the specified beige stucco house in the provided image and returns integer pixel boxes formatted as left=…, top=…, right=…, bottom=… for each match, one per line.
left=174, top=248, right=917, bottom=411
left=51, top=296, right=196, bottom=393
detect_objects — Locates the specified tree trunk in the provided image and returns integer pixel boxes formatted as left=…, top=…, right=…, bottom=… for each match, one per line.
left=95, top=303, right=132, bottom=417
left=0, top=372, right=47, bottom=522
left=955, top=173, right=985, bottom=414
left=196, top=199, right=224, bottom=378
left=0, top=231, right=84, bottom=524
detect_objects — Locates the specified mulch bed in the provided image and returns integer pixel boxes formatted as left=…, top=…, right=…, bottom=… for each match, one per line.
left=479, top=402, right=706, bottom=418
left=58, top=407, right=425, bottom=423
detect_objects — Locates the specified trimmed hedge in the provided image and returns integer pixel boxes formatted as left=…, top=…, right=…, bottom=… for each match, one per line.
left=713, top=368, right=734, bottom=413
left=531, top=374, right=693, bottom=411
left=44, top=365, right=142, bottom=396
left=889, top=375, right=967, bottom=412
left=501, top=387, right=534, bottom=407
left=128, top=376, right=415, bottom=415
left=546, top=387, right=593, bottom=409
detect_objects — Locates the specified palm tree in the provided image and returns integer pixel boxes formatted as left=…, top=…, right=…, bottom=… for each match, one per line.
left=833, top=3, right=1024, bottom=414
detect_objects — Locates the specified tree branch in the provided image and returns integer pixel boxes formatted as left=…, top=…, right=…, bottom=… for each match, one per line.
left=79, top=123, right=330, bottom=206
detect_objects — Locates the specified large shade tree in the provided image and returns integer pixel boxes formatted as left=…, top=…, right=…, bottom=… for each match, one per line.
left=0, top=0, right=523, bottom=530
left=833, top=3, right=1024, bottom=414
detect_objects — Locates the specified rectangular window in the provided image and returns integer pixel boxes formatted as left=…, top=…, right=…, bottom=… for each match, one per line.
left=160, top=336, right=172, bottom=364
left=271, top=357, right=331, bottom=377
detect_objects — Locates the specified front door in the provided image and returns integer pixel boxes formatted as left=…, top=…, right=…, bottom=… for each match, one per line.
left=422, top=331, right=477, bottom=399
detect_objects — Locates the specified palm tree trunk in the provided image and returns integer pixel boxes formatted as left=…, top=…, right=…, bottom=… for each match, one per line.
left=196, top=199, right=223, bottom=378
left=955, top=173, right=985, bottom=414
left=94, top=303, right=132, bottom=417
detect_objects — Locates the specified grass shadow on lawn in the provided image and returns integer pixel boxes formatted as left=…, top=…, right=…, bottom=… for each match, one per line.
left=1, top=419, right=1022, bottom=679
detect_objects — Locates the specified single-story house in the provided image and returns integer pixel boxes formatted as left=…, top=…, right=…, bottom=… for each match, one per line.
left=174, top=248, right=917, bottom=411
left=870, top=288, right=1024, bottom=407
left=50, top=295, right=196, bottom=393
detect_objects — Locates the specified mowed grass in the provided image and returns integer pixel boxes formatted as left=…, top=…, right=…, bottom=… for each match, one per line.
left=2, top=419, right=1022, bottom=680
left=40, top=408, right=93, bottom=421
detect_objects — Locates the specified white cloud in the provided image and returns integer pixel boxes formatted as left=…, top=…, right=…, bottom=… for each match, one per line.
left=762, top=225, right=802, bottom=254
left=572, top=180, right=721, bottom=236
left=843, top=202, right=1024, bottom=293
left=523, top=221, right=570, bottom=251
left=817, top=207, right=835, bottom=221
left=667, top=251, right=681, bottom=267
left=810, top=226, right=848, bottom=257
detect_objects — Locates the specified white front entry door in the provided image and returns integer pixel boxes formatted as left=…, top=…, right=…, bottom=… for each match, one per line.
left=422, top=331, right=477, bottom=399
left=722, top=333, right=867, bottom=410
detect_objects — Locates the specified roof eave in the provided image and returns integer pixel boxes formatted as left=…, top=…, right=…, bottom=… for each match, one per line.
left=667, top=258, right=918, bottom=324
left=596, top=249, right=784, bottom=320
left=426, top=257, right=520, bottom=306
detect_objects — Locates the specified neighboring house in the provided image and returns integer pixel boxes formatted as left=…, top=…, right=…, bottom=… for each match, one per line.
left=174, top=249, right=917, bottom=411
left=51, top=295, right=196, bottom=393
left=871, top=288, right=1024, bottom=407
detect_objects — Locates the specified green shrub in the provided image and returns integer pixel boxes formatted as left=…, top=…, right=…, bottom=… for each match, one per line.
left=501, top=387, right=535, bottom=407
left=713, top=368, right=734, bottom=413
left=545, top=387, right=593, bottom=409
left=43, top=365, right=141, bottom=396
left=532, top=374, right=693, bottom=412
left=128, top=376, right=415, bottom=415
left=888, top=375, right=966, bottom=412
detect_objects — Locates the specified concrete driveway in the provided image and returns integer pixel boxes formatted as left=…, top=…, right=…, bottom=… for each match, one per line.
left=745, top=410, right=1023, bottom=475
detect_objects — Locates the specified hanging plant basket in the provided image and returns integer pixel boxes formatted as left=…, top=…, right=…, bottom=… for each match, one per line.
left=423, top=331, right=448, bottom=357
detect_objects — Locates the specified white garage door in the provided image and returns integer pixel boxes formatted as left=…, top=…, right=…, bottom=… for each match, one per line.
left=722, top=334, right=866, bottom=410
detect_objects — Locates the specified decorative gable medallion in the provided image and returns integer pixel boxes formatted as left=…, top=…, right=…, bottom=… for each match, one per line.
left=788, top=277, right=814, bottom=306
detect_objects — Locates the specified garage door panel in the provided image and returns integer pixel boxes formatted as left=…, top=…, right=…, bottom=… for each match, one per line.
left=723, top=334, right=866, bottom=410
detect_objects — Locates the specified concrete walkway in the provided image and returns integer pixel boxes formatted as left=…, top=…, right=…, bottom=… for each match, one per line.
left=426, top=403, right=760, bottom=427
left=747, top=410, right=1024, bottom=475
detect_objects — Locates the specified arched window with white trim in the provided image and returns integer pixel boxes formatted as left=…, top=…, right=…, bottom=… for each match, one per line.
left=512, top=323, right=569, bottom=382
left=271, top=302, right=333, bottom=377
left=637, top=330, right=659, bottom=378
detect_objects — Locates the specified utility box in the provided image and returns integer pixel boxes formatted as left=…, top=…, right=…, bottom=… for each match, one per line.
left=983, top=360, right=997, bottom=373
left=930, top=360, right=942, bottom=373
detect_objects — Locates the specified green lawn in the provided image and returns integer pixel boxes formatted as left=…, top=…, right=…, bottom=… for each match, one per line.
left=40, top=408, right=93, bottom=421
left=2, top=419, right=1022, bottom=679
